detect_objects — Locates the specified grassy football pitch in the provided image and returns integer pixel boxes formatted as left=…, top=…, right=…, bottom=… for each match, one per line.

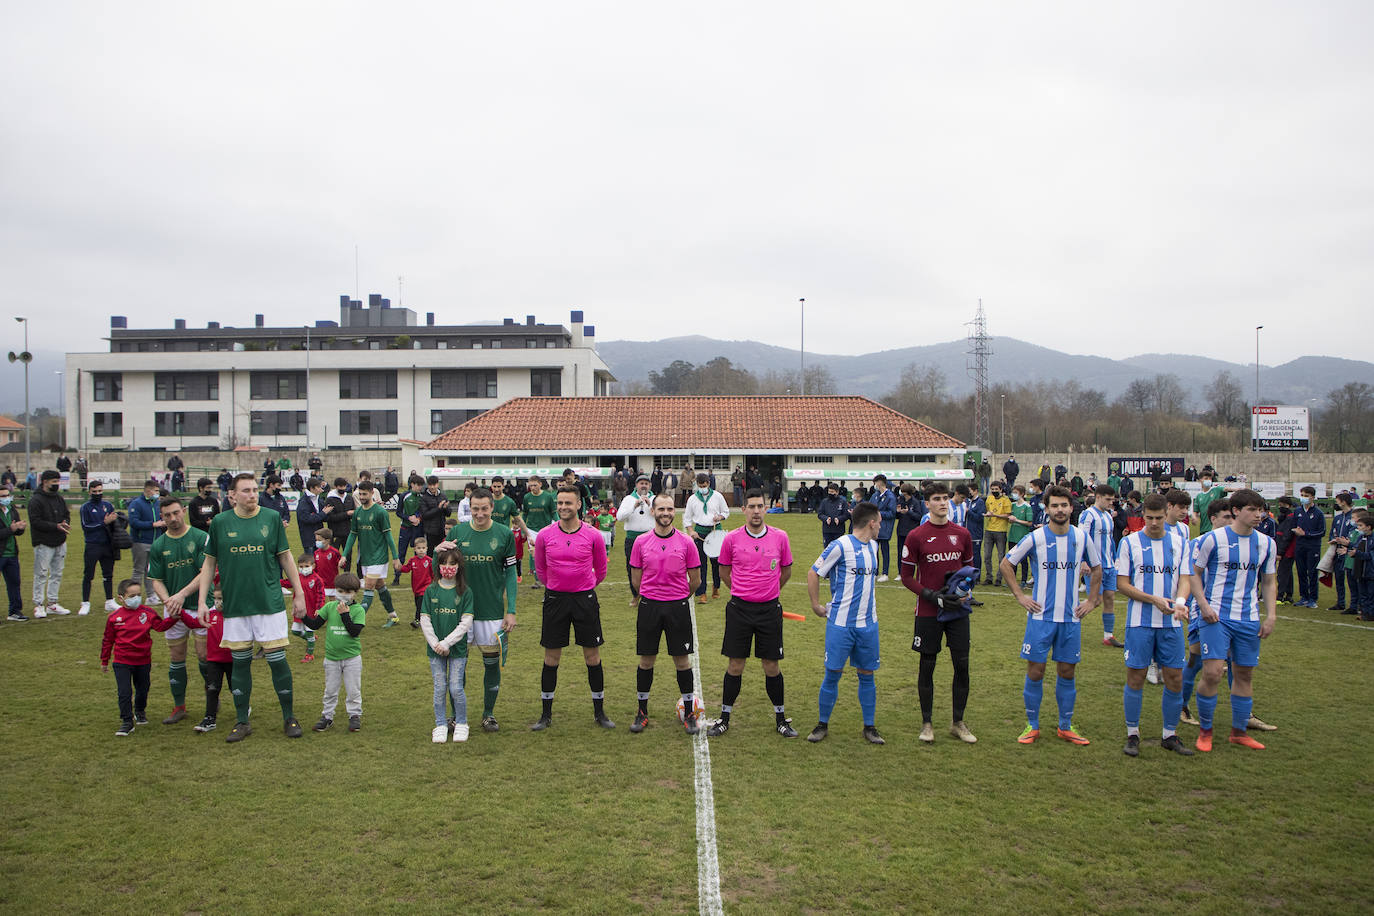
left=1, top=512, right=1371, bottom=914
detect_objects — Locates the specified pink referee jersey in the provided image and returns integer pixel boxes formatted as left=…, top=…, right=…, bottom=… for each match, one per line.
left=717, top=525, right=792, bottom=602
left=630, top=529, right=701, bottom=601
left=535, top=521, right=608, bottom=592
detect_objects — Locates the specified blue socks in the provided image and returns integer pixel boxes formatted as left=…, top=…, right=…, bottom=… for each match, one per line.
left=1023, top=676, right=1043, bottom=729
left=1181, top=654, right=1202, bottom=707
left=1101, top=612, right=1115, bottom=639
left=1055, top=676, right=1076, bottom=730
left=818, top=669, right=842, bottom=723
left=1231, top=694, right=1253, bottom=732
left=1197, top=692, right=1218, bottom=730
left=1162, top=686, right=1183, bottom=735
left=1123, top=684, right=1143, bottom=733
left=857, top=672, right=876, bottom=727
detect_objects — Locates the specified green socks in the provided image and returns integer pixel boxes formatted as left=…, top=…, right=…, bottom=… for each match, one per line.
left=265, top=650, right=294, bottom=722
left=230, top=649, right=254, bottom=724
left=377, top=586, right=395, bottom=616
left=169, top=661, right=187, bottom=706
left=482, top=654, right=501, bottom=718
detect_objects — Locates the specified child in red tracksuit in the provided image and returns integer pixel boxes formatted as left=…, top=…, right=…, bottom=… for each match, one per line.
left=314, top=527, right=342, bottom=597
left=284, top=552, right=327, bottom=661
left=181, top=587, right=231, bottom=733
left=394, top=535, right=433, bottom=628
left=101, top=578, right=190, bottom=737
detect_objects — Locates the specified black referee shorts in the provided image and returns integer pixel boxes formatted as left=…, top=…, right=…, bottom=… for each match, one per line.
left=636, top=597, right=694, bottom=657
left=912, top=614, right=970, bottom=656
left=540, top=589, right=604, bottom=649
left=721, top=596, right=784, bottom=660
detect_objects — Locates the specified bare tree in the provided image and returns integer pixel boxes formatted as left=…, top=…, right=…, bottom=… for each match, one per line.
left=1205, top=370, right=1246, bottom=426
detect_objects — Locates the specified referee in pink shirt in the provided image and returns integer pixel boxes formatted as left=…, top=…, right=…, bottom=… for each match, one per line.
left=628, top=493, right=703, bottom=735
left=707, top=487, right=797, bottom=738
left=529, top=485, right=613, bottom=732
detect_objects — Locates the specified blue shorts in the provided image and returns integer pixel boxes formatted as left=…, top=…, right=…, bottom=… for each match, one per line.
left=1020, top=617, right=1081, bottom=664
left=1198, top=618, right=1261, bottom=667
left=825, top=623, right=881, bottom=671
left=1100, top=567, right=1117, bottom=592
left=1125, top=626, right=1184, bottom=670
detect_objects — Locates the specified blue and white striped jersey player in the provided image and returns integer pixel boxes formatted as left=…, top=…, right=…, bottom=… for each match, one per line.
left=805, top=501, right=885, bottom=746
left=1000, top=486, right=1101, bottom=746
left=1112, top=492, right=1194, bottom=758
left=1079, top=485, right=1123, bottom=649
left=1187, top=488, right=1277, bottom=753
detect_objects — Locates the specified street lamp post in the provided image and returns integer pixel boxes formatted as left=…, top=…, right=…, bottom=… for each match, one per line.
left=9, top=318, right=31, bottom=484
left=798, top=298, right=805, bottom=397
left=1000, top=394, right=1005, bottom=453
left=1255, top=325, right=1263, bottom=407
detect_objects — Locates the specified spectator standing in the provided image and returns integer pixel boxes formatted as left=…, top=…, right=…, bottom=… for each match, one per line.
left=683, top=472, right=730, bottom=603
left=167, top=454, right=184, bottom=475
left=0, top=467, right=14, bottom=490
left=80, top=481, right=119, bottom=615
left=730, top=465, right=746, bottom=507
left=1329, top=493, right=1356, bottom=612
left=894, top=482, right=923, bottom=553
left=126, top=480, right=163, bottom=596
left=982, top=481, right=1013, bottom=586
left=56, top=454, right=72, bottom=473
left=1290, top=485, right=1324, bottom=608
left=419, top=475, right=451, bottom=555
left=308, top=453, right=323, bottom=475
left=0, top=483, right=28, bottom=620
left=259, top=475, right=291, bottom=531
left=383, top=467, right=400, bottom=501
left=816, top=482, right=851, bottom=549
left=867, top=475, right=897, bottom=581
left=296, top=477, right=329, bottom=550
left=1273, top=497, right=1296, bottom=603
left=1002, top=455, right=1019, bottom=490
left=25, top=467, right=37, bottom=492
left=27, top=470, right=71, bottom=617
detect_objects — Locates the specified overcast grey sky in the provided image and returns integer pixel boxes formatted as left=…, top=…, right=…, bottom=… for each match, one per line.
left=2, top=2, right=1369, bottom=368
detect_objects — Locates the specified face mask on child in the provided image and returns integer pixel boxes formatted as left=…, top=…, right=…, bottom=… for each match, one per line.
left=315, top=541, right=327, bottom=550
left=439, top=565, right=460, bottom=579
left=123, top=596, right=142, bottom=609
left=299, top=565, right=313, bottom=576
left=336, top=591, right=356, bottom=604
left=0, top=496, right=11, bottom=507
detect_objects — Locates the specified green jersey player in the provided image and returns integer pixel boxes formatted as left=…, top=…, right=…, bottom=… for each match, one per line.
left=343, top=481, right=399, bottom=627
left=146, top=496, right=210, bottom=725
left=438, top=487, right=517, bottom=732
left=197, top=473, right=307, bottom=743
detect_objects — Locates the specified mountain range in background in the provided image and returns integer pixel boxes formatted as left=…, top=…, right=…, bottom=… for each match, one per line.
left=4, top=340, right=1369, bottom=418
left=597, top=336, right=1373, bottom=410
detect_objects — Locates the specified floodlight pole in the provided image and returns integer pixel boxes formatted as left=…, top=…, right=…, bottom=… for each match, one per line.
left=799, top=298, right=805, bottom=397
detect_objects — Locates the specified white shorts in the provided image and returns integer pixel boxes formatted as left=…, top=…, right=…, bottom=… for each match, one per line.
left=600, top=531, right=613, bottom=549
left=470, top=618, right=505, bottom=651
left=361, top=564, right=388, bottom=579
left=221, top=612, right=291, bottom=651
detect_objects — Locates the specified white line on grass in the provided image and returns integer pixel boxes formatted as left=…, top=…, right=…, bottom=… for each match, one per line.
left=688, top=598, right=724, bottom=916
left=1275, top=614, right=1374, bottom=631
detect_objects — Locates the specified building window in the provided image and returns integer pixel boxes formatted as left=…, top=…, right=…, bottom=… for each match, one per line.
left=155, top=411, right=219, bottom=437
left=92, top=373, right=122, bottom=402
left=250, top=371, right=307, bottom=400
left=545, top=339, right=558, bottom=348
left=430, top=370, right=498, bottom=399
left=696, top=455, right=732, bottom=471
left=798, top=455, right=834, bottom=464
left=430, top=409, right=487, bottom=434
left=92, top=412, right=123, bottom=437
left=339, top=410, right=398, bottom=436
left=251, top=410, right=308, bottom=436
left=154, top=372, right=219, bottom=401
left=338, top=370, right=397, bottom=400
left=530, top=369, right=561, bottom=397
left=471, top=340, right=482, bottom=350
left=489, top=339, right=501, bottom=349
left=526, top=338, right=538, bottom=349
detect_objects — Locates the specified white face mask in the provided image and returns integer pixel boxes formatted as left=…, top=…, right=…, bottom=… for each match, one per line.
left=299, top=566, right=313, bottom=576
left=336, top=592, right=356, bottom=605
left=123, top=596, right=142, bottom=609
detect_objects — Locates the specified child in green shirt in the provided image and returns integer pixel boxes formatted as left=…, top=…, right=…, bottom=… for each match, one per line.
left=305, top=572, right=367, bottom=733
left=422, top=549, right=476, bottom=743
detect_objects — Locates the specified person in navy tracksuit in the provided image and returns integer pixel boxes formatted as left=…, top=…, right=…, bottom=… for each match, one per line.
left=866, top=475, right=897, bottom=580
left=1289, top=485, right=1325, bottom=608
left=815, top=483, right=851, bottom=549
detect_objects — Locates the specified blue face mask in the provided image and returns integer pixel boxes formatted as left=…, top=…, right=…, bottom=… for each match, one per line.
left=1299, top=496, right=1311, bottom=506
